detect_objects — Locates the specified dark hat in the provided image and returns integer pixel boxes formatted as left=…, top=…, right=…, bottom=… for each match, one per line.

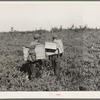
left=52, top=35, right=58, bottom=39
left=34, top=33, right=41, bottom=39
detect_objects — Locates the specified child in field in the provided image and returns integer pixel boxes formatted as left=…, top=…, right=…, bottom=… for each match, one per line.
left=49, top=35, right=62, bottom=80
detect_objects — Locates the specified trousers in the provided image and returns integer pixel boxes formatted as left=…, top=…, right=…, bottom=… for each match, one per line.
left=49, top=54, right=61, bottom=78
left=27, top=60, right=42, bottom=79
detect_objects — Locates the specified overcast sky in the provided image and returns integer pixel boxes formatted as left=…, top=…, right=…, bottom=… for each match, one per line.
left=0, top=2, right=100, bottom=32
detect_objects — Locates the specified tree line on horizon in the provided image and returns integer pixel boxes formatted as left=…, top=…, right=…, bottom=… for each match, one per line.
left=0, top=24, right=99, bottom=34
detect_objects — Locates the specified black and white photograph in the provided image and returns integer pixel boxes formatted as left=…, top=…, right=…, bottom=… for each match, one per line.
left=0, top=1, right=100, bottom=95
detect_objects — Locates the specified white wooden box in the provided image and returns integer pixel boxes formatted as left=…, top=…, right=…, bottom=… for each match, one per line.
left=35, top=44, right=46, bottom=60
left=45, top=42, right=57, bottom=50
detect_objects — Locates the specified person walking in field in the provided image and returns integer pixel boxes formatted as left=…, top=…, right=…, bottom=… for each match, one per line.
left=27, top=33, right=43, bottom=79
left=27, top=33, right=41, bottom=62
left=49, top=35, right=62, bottom=80
left=21, top=33, right=42, bottom=80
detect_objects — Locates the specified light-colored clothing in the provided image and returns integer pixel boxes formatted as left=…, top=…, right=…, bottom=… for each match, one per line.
left=54, top=39, right=64, bottom=54
left=27, top=41, right=40, bottom=62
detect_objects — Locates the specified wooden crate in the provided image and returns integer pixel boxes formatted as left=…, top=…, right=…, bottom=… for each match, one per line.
left=35, top=44, right=46, bottom=60
left=45, top=42, right=57, bottom=50
left=46, top=52, right=58, bottom=56
left=23, top=47, right=29, bottom=61
left=45, top=42, right=57, bottom=56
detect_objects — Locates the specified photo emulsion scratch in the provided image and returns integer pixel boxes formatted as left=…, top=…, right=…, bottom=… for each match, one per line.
left=0, top=2, right=100, bottom=92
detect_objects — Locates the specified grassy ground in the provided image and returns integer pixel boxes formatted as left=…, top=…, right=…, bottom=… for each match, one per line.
left=0, top=28, right=100, bottom=91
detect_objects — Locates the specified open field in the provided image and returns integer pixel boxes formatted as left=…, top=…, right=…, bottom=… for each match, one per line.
left=0, top=28, right=100, bottom=91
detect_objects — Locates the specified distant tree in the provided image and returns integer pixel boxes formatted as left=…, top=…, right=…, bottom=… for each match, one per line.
left=95, top=27, right=98, bottom=30
left=11, top=27, right=14, bottom=32
left=83, top=24, right=88, bottom=30
left=79, top=25, right=82, bottom=29
left=35, top=29, right=47, bottom=34
left=68, top=24, right=75, bottom=30
left=50, top=27, right=59, bottom=33
left=71, top=24, right=75, bottom=29
left=59, top=25, right=63, bottom=31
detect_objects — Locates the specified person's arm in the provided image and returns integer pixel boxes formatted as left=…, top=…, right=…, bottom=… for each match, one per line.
left=24, top=45, right=30, bottom=48
left=24, top=42, right=36, bottom=49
